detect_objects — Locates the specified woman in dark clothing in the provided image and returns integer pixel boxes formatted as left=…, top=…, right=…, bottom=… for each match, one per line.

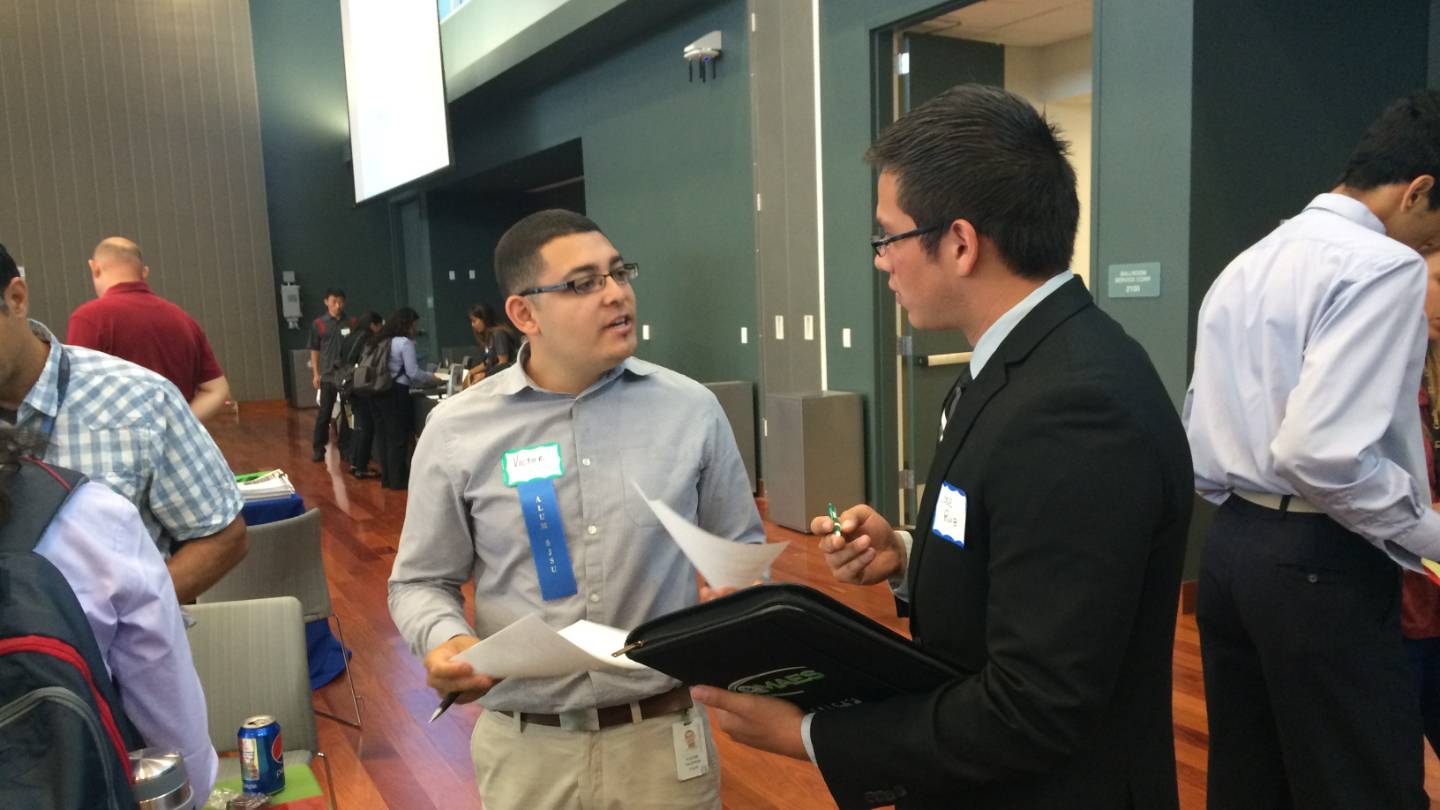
left=374, top=307, right=421, bottom=490
left=344, top=311, right=384, bottom=479
left=465, top=302, right=520, bottom=387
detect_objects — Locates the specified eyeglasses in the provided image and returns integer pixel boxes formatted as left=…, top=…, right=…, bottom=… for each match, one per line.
left=871, top=225, right=940, bottom=257
left=517, top=263, right=640, bottom=297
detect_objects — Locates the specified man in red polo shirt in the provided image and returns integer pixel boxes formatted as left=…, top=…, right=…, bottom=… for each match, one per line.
left=66, top=237, right=231, bottom=420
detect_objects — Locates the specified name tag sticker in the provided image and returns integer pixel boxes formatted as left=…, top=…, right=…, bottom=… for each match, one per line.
left=932, top=483, right=967, bottom=547
left=502, top=443, right=565, bottom=487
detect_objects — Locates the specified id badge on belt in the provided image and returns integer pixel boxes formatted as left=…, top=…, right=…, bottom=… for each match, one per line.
left=672, top=708, right=709, bottom=781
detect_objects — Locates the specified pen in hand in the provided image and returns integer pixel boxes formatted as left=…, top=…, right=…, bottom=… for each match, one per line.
left=828, top=502, right=844, bottom=539
left=429, top=691, right=460, bottom=724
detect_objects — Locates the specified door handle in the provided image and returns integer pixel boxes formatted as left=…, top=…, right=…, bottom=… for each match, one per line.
left=915, top=351, right=972, bottom=367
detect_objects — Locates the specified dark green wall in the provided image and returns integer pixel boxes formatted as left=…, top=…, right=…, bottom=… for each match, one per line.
left=248, top=0, right=398, bottom=391
left=424, top=181, right=587, bottom=352
left=434, top=0, right=758, bottom=385
left=906, top=33, right=1003, bottom=105
left=819, top=0, right=959, bottom=516
left=426, top=192, right=527, bottom=351
left=1187, top=0, right=1430, bottom=348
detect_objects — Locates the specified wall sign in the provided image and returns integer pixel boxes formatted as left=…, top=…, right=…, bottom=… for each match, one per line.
left=1107, top=262, right=1161, bottom=298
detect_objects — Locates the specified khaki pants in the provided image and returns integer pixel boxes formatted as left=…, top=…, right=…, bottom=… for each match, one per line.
left=470, top=706, right=721, bottom=810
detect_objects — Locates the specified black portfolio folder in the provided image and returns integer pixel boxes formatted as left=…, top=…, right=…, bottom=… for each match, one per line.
left=624, top=583, right=958, bottom=712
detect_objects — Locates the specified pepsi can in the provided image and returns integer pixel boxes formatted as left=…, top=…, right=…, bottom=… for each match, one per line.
left=238, top=715, right=285, bottom=794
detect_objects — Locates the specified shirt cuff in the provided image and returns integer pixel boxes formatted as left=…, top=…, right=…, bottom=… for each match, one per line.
left=425, top=618, right=477, bottom=657
left=888, top=529, right=915, bottom=600
left=800, top=712, right=818, bottom=764
left=1385, top=507, right=1440, bottom=571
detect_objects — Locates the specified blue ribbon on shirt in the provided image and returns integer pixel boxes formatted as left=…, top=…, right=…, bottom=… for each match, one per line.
left=517, top=478, right=578, bottom=601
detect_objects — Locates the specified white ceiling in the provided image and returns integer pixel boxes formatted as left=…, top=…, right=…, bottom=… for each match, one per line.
left=909, top=0, right=1094, bottom=48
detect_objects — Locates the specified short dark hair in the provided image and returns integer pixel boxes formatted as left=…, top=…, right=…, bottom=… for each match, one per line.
left=0, top=243, right=19, bottom=288
left=1340, top=90, right=1440, bottom=208
left=865, top=83, right=1079, bottom=280
left=494, top=210, right=602, bottom=297
left=324, top=288, right=346, bottom=300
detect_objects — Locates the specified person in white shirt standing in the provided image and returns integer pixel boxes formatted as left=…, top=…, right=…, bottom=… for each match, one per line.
left=1185, top=90, right=1440, bottom=810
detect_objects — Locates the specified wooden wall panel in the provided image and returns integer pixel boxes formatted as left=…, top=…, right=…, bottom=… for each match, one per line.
left=0, top=0, right=283, bottom=400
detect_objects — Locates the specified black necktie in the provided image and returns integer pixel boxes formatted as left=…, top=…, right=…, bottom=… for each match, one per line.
left=939, top=366, right=973, bottom=438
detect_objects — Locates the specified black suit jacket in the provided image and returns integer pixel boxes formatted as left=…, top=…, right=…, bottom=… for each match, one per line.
left=812, top=278, right=1192, bottom=810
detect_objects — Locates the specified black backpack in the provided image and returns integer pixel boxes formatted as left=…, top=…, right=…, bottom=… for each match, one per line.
left=335, top=327, right=371, bottom=397
left=0, top=459, right=145, bottom=810
left=350, top=337, right=394, bottom=396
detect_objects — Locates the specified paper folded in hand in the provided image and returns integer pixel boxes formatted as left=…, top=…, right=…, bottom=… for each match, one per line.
left=452, top=614, right=648, bottom=680
left=634, top=483, right=787, bottom=590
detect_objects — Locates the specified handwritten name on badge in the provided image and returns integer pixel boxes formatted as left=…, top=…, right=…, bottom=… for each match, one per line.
left=932, top=482, right=967, bottom=547
left=502, top=443, right=565, bottom=486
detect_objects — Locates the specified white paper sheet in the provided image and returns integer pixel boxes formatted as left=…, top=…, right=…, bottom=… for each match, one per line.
left=452, top=614, right=647, bottom=680
left=557, top=620, right=646, bottom=670
left=635, top=484, right=788, bottom=590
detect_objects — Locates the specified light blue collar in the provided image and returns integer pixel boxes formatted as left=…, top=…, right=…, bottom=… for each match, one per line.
left=969, top=271, right=1074, bottom=379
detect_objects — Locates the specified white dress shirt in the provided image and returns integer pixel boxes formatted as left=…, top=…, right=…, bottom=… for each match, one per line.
left=35, top=482, right=219, bottom=798
left=1184, top=192, right=1440, bottom=567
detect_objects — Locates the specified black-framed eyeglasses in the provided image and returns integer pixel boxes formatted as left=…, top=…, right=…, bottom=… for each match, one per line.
left=517, top=263, right=640, bottom=297
left=871, top=225, right=940, bottom=257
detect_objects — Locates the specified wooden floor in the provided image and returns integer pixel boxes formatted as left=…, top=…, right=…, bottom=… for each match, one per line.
left=207, top=404, right=1440, bottom=809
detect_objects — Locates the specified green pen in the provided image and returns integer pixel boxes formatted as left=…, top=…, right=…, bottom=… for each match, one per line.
left=827, top=502, right=843, bottom=538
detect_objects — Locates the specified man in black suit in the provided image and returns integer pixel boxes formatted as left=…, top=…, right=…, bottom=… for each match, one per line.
left=692, top=84, right=1192, bottom=810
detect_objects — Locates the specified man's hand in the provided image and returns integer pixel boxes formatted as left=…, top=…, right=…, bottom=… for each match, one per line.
left=699, top=584, right=736, bottom=602
left=423, top=635, right=501, bottom=703
left=698, top=578, right=763, bottom=603
left=691, top=686, right=808, bottom=760
left=312, top=373, right=321, bottom=390
left=810, top=504, right=906, bottom=585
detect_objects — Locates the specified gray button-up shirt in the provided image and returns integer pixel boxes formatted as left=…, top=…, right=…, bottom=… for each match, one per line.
left=388, top=348, right=765, bottom=713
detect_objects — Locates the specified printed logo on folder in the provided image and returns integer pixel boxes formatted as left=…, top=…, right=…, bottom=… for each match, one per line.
left=729, top=666, right=827, bottom=697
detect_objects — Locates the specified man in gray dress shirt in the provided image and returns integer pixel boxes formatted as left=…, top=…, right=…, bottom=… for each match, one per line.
left=1186, top=92, right=1440, bottom=810
left=388, top=209, right=765, bottom=810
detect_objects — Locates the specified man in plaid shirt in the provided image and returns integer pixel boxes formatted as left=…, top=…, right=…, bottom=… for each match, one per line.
left=0, top=242, right=246, bottom=602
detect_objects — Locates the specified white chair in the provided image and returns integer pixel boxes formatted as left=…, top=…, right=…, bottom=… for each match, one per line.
left=187, top=596, right=336, bottom=809
left=199, top=508, right=363, bottom=728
